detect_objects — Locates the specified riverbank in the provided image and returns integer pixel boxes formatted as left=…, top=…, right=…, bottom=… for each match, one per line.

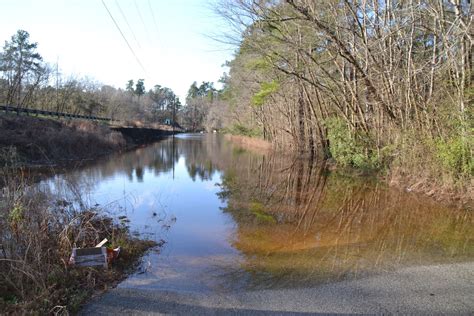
left=387, top=169, right=474, bottom=209
left=225, top=134, right=473, bottom=208
left=0, top=164, right=162, bottom=314
left=0, top=120, right=169, bottom=314
left=80, top=261, right=474, bottom=314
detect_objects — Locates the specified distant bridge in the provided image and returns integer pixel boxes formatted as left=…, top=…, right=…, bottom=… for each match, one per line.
left=111, top=126, right=178, bottom=143
left=0, top=105, right=113, bottom=122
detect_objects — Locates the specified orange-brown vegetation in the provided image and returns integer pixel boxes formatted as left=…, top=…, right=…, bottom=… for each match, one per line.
left=225, top=134, right=272, bottom=152
left=0, top=114, right=128, bottom=165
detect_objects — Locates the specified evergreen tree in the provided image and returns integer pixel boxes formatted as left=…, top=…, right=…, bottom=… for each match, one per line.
left=135, top=79, right=145, bottom=103
left=126, top=79, right=134, bottom=94
left=0, top=30, right=45, bottom=106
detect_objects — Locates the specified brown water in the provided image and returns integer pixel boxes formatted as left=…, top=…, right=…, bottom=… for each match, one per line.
left=43, top=134, right=473, bottom=292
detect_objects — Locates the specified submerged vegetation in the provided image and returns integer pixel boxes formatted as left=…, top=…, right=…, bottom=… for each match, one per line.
left=0, top=152, right=159, bottom=314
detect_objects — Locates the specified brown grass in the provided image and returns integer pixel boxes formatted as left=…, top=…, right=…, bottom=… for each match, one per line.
left=0, top=114, right=128, bottom=165
left=0, top=153, right=161, bottom=314
left=387, top=168, right=474, bottom=208
left=225, top=134, right=272, bottom=152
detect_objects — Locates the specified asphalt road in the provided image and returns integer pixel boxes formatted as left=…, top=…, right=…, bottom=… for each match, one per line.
left=80, top=262, right=474, bottom=315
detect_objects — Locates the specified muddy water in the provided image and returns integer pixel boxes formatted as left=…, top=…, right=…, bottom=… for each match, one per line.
left=44, top=134, right=473, bottom=292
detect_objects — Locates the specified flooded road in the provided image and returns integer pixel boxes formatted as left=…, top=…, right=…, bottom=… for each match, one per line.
left=45, top=134, right=473, bottom=294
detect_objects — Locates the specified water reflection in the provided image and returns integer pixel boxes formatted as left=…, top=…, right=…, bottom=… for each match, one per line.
left=216, top=151, right=473, bottom=290
left=42, top=134, right=473, bottom=292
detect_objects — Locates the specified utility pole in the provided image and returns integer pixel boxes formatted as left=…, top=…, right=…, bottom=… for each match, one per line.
left=172, top=100, right=176, bottom=135
left=172, top=100, right=176, bottom=180
left=56, top=57, right=59, bottom=113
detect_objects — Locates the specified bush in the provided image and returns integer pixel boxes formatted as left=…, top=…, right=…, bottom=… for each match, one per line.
left=435, top=135, right=473, bottom=178
left=325, top=117, right=386, bottom=170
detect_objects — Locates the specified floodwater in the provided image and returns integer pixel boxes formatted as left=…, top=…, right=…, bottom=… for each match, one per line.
left=43, top=134, right=473, bottom=293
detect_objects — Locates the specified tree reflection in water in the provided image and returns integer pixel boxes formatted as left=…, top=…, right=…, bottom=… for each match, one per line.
left=40, top=134, right=473, bottom=291
left=215, top=142, right=473, bottom=290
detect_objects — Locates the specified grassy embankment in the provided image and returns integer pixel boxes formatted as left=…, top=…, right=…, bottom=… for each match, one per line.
left=0, top=114, right=129, bottom=166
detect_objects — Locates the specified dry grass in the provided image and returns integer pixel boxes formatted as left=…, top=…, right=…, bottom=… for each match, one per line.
left=0, top=152, right=159, bottom=314
left=0, top=114, right=128, bottom=165
left=225, top=134, right=272, bottom=152
left=388, top=167, right=474, bottom=208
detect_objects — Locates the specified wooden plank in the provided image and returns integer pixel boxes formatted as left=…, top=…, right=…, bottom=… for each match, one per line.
left=95, top=238, right=108, bottom=247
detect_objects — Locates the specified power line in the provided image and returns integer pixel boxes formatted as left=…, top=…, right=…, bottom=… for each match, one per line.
left=115, top=0, right=142, bottom=49
left=101, top=0, right=148, bottom=75
left=148, top=0, right=160, bottom=34
left=134, top=0, right=152, bottom=46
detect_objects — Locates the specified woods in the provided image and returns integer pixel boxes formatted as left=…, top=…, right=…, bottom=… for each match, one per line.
left=211, top=0, right=472, bottom=186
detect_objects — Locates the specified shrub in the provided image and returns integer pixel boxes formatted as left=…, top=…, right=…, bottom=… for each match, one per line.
left=325, top=117, right=386, bottom=170
left=435, top=135, right=473, bottom=178
left=249, top=201, right=276, bottom=224
left=0, top=115, right=127, bottom=164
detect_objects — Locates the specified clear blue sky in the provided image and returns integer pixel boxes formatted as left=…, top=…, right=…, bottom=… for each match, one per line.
left=0, top=0, right=235, bottom=102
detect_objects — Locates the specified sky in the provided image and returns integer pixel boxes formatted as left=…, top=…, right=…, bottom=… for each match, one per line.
left=0, top=0, right=235, bottom=103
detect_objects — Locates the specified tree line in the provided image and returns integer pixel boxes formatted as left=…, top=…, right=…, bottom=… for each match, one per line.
left=0, top=30, right=182, bottom=125
left=203, top=0, right=472, bottom=180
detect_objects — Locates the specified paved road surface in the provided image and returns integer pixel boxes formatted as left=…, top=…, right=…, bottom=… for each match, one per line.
left=81, top=262, right=474, bottom=315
